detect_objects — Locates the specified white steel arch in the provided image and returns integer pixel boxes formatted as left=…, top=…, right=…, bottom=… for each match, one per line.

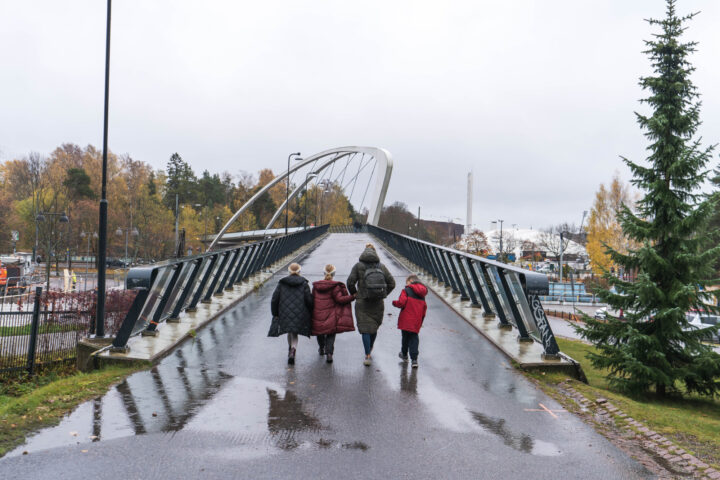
left=207, top=146, right=392, bottom=251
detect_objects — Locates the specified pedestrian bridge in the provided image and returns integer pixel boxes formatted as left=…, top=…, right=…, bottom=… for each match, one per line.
left=0, top=230, right=651, bottom=479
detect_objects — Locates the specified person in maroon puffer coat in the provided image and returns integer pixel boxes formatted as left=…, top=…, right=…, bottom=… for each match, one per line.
left=392, top=274, right=428, bottom=368
left=311, top=264, right=356, bottom=363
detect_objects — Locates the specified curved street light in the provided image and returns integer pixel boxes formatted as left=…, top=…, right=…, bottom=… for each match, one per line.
left=286, top=152, right=302, bottom=234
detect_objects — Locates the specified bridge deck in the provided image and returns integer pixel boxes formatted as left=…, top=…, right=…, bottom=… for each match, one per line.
left=0, top=234, right=649, bottom=479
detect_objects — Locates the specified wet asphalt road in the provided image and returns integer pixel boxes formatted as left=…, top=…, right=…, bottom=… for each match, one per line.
left=0, top=234, right=650, bottom=479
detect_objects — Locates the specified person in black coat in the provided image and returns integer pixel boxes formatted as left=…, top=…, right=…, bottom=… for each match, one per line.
left=270, top=262, right=313, bottom=365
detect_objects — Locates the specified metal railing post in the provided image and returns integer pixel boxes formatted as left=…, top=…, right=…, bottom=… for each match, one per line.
left=26, top=286, right=42, bottom=375
left=187, top=254, right=218, bottom=311
left=169, top=258, right=203, bottom=320
left=216, top=249, right=241, bottom=294
left=497, top=269, right=531, bottom=340
left=144, top=263, right=183, bottom=334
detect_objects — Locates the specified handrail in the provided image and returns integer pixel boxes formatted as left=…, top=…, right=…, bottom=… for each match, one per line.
left=367, top=225, right=560, bottom=357
left=110, top=225, right=329, bottom=350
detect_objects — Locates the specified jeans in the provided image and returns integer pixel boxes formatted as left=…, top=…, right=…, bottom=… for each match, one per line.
left=316, top=334, right=336, bottom=354
left=401, top=330, right=419, bottom=360
left=361, top=333, right=377, bottom=356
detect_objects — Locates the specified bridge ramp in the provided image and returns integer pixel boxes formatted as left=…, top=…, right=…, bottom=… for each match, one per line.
left=0, top=234, right=649, bottom=479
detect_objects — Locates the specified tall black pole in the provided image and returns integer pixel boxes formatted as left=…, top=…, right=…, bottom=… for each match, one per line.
left=96, top=0, right=112, bottom=338
left=285, top=154, right=291, bottom=234
left=285, top=152, right=300, bottom=234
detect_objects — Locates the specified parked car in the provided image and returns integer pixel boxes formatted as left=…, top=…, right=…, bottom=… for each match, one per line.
left=594, top=307, right=608, bottom=319
left=685, top=312, right=720, bottom=343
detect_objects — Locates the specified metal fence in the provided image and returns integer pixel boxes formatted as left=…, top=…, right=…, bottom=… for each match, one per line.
left=111, top=225, right=329, bottom=351
left=368, top=225, right=561, bottom=357
left=0, top=287, right=137, bottom=377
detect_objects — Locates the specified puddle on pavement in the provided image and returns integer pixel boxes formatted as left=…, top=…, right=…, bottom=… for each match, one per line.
left=471, top=411, right=562, bottom=456
left=6, top=362, right=233, bottom=457
left=377, top=354, right=562, bottom=457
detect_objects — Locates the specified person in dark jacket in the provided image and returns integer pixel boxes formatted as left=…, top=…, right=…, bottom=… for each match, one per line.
left=270, top=263, right=313, bottom=365
left=392, top=274, right=428, bottom=368
left=311, top=264, right=356, bottom=363
left=346, top=243, right=395, bottom=366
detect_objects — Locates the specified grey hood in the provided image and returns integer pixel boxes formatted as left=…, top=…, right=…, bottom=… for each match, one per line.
left=359, top=248, right=380, bottom=264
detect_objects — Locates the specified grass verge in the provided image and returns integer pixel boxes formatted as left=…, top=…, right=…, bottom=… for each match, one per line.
left=0, top=364, right=143, bottom=457
left=530, top=337, right=720, bottom=468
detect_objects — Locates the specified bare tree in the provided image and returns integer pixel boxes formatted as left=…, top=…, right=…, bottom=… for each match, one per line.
left=490, top=228, right=518, bottom=261
left=539, top=223, right=576, bottom=277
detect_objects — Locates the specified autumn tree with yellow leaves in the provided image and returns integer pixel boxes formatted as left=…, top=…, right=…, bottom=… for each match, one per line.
left=585, top=174, right=635, bottom=274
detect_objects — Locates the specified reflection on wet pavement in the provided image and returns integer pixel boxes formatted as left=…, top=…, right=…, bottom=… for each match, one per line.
left=399, top=364, right=417, bottom=394
left=470, top=411, right=561, bottom=456
left=267, top=388, right=322, bottom=450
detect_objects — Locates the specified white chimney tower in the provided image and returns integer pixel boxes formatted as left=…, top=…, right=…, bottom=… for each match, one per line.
left=466, top=171, right=473, bottom=233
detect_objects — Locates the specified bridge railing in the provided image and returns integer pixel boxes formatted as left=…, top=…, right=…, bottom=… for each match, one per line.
left=110, top=225, right=329, bottom=351
left=367, top=225, right=560, bottom=357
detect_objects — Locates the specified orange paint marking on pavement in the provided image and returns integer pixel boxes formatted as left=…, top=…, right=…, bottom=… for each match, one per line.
left=524, top=403, right=566, bottom=419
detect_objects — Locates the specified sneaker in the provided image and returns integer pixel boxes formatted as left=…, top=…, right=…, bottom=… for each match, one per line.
left=363, top=356, right=372, bottom=366
left=288, top=348, right=296, bottom=365
left=326, top=354, right=333, bottom=364
left=411, top=359, right=418, bottom=368
left=398, top=352, right=408, bottom=362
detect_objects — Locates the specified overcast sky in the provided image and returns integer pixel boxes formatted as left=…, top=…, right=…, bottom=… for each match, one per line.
left=2, top=1, right=719, bottom=231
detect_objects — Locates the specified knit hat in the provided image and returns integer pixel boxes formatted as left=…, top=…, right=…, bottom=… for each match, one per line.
left=288, top=263, right=301, bottom=275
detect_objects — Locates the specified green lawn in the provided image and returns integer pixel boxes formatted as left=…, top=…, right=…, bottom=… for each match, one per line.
left=0, top=323, right=86, bottom=337
left=544, top=338, right=720, bottom=467
left=0, top=365, right=142, bottom=456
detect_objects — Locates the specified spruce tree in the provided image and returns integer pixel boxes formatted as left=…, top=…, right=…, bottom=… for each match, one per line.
left=578, top=0, right=720, bottom=397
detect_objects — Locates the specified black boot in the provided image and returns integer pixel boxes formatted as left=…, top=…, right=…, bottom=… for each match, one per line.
left=288, top=347, right=296, bottom=365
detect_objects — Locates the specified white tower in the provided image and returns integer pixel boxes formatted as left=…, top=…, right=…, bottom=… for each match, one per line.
left=466, top=171, right=473, bottom=233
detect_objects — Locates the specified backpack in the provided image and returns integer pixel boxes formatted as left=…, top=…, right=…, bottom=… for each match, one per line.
left=363, top=263, right=387, bottom=299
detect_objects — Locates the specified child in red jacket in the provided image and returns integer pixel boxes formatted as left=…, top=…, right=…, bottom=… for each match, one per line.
left=392, top=274, right=428, bottom=368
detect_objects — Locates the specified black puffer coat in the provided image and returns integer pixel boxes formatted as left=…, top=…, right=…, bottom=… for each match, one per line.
left=347, top=247, right=396, bottom=334
left=269, top=274, right=313, bottom=337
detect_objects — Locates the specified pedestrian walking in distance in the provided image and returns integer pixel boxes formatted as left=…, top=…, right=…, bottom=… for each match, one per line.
left=392, top=274, right=428, bottom=368
left=269, top=263, right=313, bottom=365
left=347, top=243, right=395, bottom=366
left=311, top=264, right=356, bottom=363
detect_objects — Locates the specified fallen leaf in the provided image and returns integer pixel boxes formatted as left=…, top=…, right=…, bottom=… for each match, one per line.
left=89, top=435, right=98, bottom=440
left=289, top=381, right=295, bottom=385
left=70, top=431, right=78, bottom=436
left=81, top=450, right=88, bottom=453
left=22, top=451, right=28, bottom=455
left=10, top=424, right=16, bottom=428
left=38, top=416, right=42, bottom=421
left=152, top=412, right=158, bottom=417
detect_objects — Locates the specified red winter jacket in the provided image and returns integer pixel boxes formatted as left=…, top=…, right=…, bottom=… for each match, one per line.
left=392, top=282, right=428, bottom=333
left=311, top=280, right=355, bottom=335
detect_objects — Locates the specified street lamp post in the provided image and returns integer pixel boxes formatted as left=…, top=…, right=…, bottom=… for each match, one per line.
left=285, top=153, right=302, bottom=234
left=115, top=227, right=139, bottom=269
left=417, top=206, right=421, bottom=240
left=303, top=172, right=317, bottom=229
left=36, top=211, right=69, bottom=291
left=96, top=0, right=113, bottom=338
left=80, top=231, right=98, bottom=291
left=492, top=219, right=504, bottom=261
